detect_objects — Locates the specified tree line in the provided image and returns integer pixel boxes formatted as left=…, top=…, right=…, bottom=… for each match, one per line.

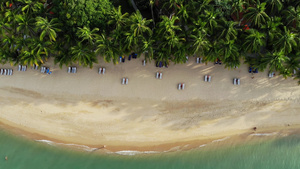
left=0, top=0, right=299, bottom=83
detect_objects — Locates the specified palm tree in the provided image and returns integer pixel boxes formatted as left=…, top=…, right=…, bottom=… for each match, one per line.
left=282, top=6, right=300, bottom=28
left=142, top=37, right=155, bottom=61
left=70, top=42, right=98, bottom=68
left=218, top=40, right=240, bottom=65
left=190, top=30, right=211, bottom=57
left=129, top=11, right=152, bottom=37
left=261, top=50, right=290, bottom=71
left=244, top=1, right=270, bottom=28
left=16, top=14, right=36, bottom=36
left=217, top=19, right=238, bottom=42
left=201, top=9, right=219, bottom=34
left=35, top=17, right=62, bottom=42
left=96, top=34, right=120, bottom=64
left=157, top=15, right=181, bottom=35
left=76, top=26, right=99, bottom=44
left=242, top=29, right=266, bottom=53
left=107, top=6, right=129, bottom=30
left=231, top=0, right=247, bottom=20
left=18, top=0, right=43, bottom=15
left=29, top=38, right=52, bottom=61
left=273, top=26, right=298, bottom=54
left=266, top=0, right=283, bottom=14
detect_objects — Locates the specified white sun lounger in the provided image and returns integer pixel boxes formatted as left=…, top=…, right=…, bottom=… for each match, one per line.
left=122, top=78, right=125, bottom=85
left=159, top=73, right=162, bottom=79
left=22, top=65, right=27, bottom=71
left=125, top=78, right=128, bottom=84
left=204, top=75, right=207, bottom=82
left=4, top=69, right=7, bottom=75
left=41, top=66, right=46, bottom=73
left=196, top=57, right=200, bottom=63
left=72, top=67, right=77, bottom=73
left=156, top=72, right=159, bottom=79
left=178, top=83, right=182, bottom=90
left=237, top=79, right=240, bottom=85
left=208, top=76, right=211, bottom=82
left=99, top=68, right=102, bottom=74
left=102, top=68, right=105, bottom=74
left=233, top=78, right=237, bottom=85
left=182, top=83, right=185, bottom=90
left=268, top=72, right=275, bottom=77
left=67, top=67, right=71, bottom=73
left=142, top=60, right=146, bottom=66
left=18, top=65, right=21, bottom=71
left=0, top=69, right=3, bottom=75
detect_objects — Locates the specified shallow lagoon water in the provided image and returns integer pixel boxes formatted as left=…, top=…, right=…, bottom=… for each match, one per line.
left=1, top=130, right=300, bottom=169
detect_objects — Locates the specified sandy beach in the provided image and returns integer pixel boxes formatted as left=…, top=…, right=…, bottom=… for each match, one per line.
left=0, top=56, right=299, bottom=152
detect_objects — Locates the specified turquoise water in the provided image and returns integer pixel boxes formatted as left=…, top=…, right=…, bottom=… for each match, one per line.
left=1, top=130, right=300, bottom=169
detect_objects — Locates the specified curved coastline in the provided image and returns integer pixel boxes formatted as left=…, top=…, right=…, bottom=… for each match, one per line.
left=0, top=57, right=299, bottom=153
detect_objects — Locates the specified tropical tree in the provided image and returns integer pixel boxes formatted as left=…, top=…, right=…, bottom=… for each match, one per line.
left=261, top=50, right=290, bottom=71
left=76, top=26, right=99, bottom=44
left=217, top=19, right=238, bottom=42
left=129, top=11, right=152, bottom=37
left=282, top=6, right=300, bottom=28
left=16, top=14, right=36, bottom=36
left=266, top=0, right=283, bottom=14
left=189, top=30, right=211, bottom=57
left=70, top=42, right=98, bottom=68
left=107, top=6, right=129, bottom=29
left=273, top=26, right=298, bottom=54
left=17, top=0, right=43, bottom=15
left=244, top=1, right=270, bottom=28
left=218, top=40, right=240, bottom=68
left=35, top=17, right=62, bottom=42
left=96, top=34, right=120, bottom=64
left=242, top=29, right=266, bottom=53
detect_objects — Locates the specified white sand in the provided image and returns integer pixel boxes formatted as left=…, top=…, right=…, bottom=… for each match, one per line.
left=0, top=56, right=299, bottom=151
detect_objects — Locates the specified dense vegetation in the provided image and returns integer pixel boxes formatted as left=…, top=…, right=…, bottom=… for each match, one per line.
left=0, top=0, right=299, bottom=83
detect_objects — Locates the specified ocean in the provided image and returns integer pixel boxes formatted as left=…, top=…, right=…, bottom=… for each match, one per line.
left=0, top=129, right=300, bottom=169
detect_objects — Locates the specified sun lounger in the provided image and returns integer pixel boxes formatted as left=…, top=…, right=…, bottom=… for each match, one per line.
left=72, top=67, right=77, bottom=73
left=46, top=67, right=50, bottom=74
left=185, top=56, right=189, bottom=62
left=18, top=65, right=21, bottom=71
left=208, top=75, right=211, bottom=82
left=125, top=78, right=128, bottom=84
left=237, top=79, right=240, bottom=85
left=156, top=72, right=159, bottom=79
left=122, top=78, right=125, bottom=85
left=102, top=68, right=105, bottom=74
left=41, top=66, right=46, bottom=73
left=9, top=69, right=13, bottom=75
left=182, top=83, right=185, bottom=90
left=178, top=83, right=182, bottom=90
left=3, top=69, right=7, bottom=75
left=142, top=60, right=146, bottom=66
left=196, top=57, right=199, bottom=63
left=159, top=61, right=162, bottom=68
left=0, top=69, right=3, bottom=75
left=248, top=67, right=252, bottom=73
left=122, top=57, right=125, bottom=63
left=22, top=65, right=27, bottom=71
left=119, top=56, right=122, bottom=63
left=67, top=67, right=71, bottom=73
left=128, top=55, right=131, bottom=60
left=233, top=78, right=237, bottom=85
left=204, top=75, right=208, bottom=82
left=269, top=72, right=275, bottom=77
left=159, top=73, right=162, bottom=79
left=253, top=68, right=258, bottom=73
left=99, top=68, right=102, bottom=74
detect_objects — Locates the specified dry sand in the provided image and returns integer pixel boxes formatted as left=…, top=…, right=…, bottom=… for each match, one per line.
left=0, top=57, right=299, bottom=152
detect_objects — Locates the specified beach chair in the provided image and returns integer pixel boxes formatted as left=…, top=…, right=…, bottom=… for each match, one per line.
left=99, top=68, right=102, bottom=74
left=178, top=83, right=182, bottom=90
left=125, top=78, right=128, bottom=85
left=196, top=57, right=199, bottom=63
left=159, top=61, right=162, bottom=68
left=67, top=67, right=71, bottom=73
left=122, top=57, right=125, bottom=63
left=0, top=69, right=3, bottom=75
left=253, top=68, right=258, bottom=73
left=72, top=67, right=77, bottom=73
left=46, top=67, right=50, bottom=74
left=156, top=72, right=159, bottom=79
left=121, top=78, right=125, bottom=85
left=128, top=55, right=131, bottom=60
left=237, top=79, right=240, bottom=85
left=204, top=75, right=208, bottom=82
left=102, top=68, right=105, bottom=74
left=208, top=75, right=211, bottom=82
left=233, top=78, right=237, bottom=85
left=182, top=83, right=185, bottom=90
left=9, top=69, right=13, bottom=75
left=4, top=69, right=7, bottom=75
left=159, top=73, right=162, bottom=79
left=22, top=65, right=27, bottom=71
left=142, top=60, right=146, bottom=66
left=119, top=56, right=122, bottom=63
left=249, top=67, right=252, bottom=73
left=185, top=56, right=189, bottom=62
left=40, top=66, right=45, bottom=73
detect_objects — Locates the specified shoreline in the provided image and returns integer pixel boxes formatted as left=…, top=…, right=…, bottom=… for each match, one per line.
left=0, top=57, right=299, bottom=153
left=0, top=120, right=299, bottom=154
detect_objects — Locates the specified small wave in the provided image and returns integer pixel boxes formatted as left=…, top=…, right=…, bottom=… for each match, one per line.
left=199, top=144, right=207, bottom=148
left=115, top=150, right=158, bottom=156
left=249, top=132, right=278, bottom=136
left=212, top=136, right=230, bottom=143
left=35, top=140, right=98, bottom=152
